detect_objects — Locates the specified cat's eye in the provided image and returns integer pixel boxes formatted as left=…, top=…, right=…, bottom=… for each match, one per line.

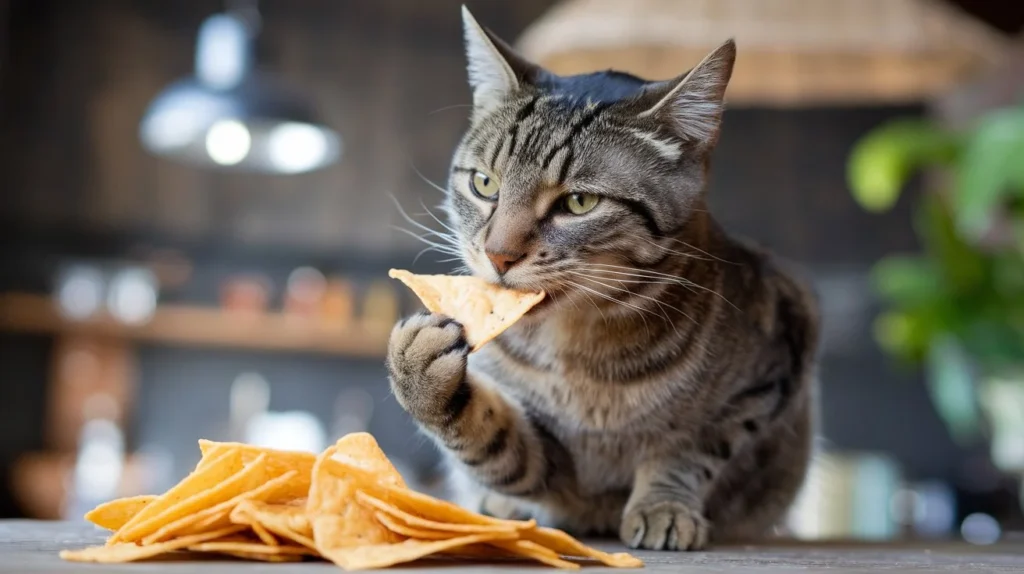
left=563, top=193, right=600, bottom=215
left=470, top=171, right=499, bottom=199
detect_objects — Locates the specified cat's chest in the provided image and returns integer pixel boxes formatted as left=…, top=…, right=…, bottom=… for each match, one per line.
left=559, top=431, right=645, bottom=494
left=474, top=332, right=676, bottom=432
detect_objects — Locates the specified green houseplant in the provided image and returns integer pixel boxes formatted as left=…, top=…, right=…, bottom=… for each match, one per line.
left=847, top=102, right=1024, bottom=470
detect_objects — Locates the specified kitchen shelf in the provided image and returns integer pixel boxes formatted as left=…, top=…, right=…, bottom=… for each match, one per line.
left=0, top=292, right=389, bottom=358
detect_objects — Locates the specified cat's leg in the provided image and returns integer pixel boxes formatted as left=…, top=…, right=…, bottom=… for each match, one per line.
left=620, top=456, right=712, bottom=550
left=387, top=312, right=552, bottom=500
left=623, top=366, right=812, bottom=550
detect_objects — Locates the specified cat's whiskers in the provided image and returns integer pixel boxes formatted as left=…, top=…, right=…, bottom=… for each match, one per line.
left=659, top=235, right=738, bottom=265
left=569, top=272, right=693, bottom=331
left=567, top=283, right=606, bottom=323
left=393, top=226, right=461, bottom=255
left=573, top=264, right=703, bottom=298
left=637, top=236, right=714, bottom=262
left=576, top=263, right=739, bottom=311
left=408, top=161, right=449, bottom=196
left=427, top=103, right=474, bottom=116
left=420, top=200, right=460, bottom=236
left=564, top=279, right=657, bottom=338
left=390, top=194, right=465, bottom=264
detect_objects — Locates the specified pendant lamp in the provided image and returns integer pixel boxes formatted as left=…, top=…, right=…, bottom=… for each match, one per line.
left=516, top=0, right=1010, bottom=107
left=139, top=1, right=341, bottom=174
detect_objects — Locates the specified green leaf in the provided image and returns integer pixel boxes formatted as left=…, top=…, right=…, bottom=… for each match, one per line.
left=915, top=194, right=988, bottom=293
left=954, top=108, right=1024, bottom=239
left=925, top=335, right=983, bottom=445
left=870, top=255, right=944, bottom=307
left=847, top=119, right=958, bottom=213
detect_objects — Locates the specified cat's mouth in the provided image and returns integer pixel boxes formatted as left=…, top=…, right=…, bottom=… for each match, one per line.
left=526, top=294, right=555, bottom=315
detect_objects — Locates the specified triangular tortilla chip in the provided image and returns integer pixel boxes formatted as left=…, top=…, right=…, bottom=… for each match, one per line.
left=85, top=495, right=156, bottom=531
left=330, top=433, right=407, bottom=489
left=60, top=526, right=246, bottom=563
left=388, top=269, right=545, bottom=351
left=319, top=532, right=518, bottom=571
left=108, top=449, right=244, bottom=544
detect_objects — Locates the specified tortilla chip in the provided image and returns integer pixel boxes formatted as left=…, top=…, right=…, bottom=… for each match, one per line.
left=199, top=550, right=303, bottom=563
left=198, top=440, right=315, bottom=500
left=373, top=511, right=452, bottom=540
left=356, top=491, right=523, bottom=534
left=143, top=469, right=299, bottom=543
left=307, top=445, right=397, bottom=549
left=249, top=521, right=278, bottom=546
left=319, top=532, right=517, bottom=571
left=188, top=540, right=313, bottom=556
left=85, top=495, right=156, bottom=531
left=491, top=539, right=581, bottom=570
left=108, top=449, right=244, bottom=544
left=322, top=458, right=531, bottom=529
left=118, top=452, right=267, bottom=543
left=439, top=542, right=522, bottom=559
left=388, top=269, right=545, bottom=351
left=524, top=527, right=644, bottom=568
left=231, top=500, right=319, bottom=552
left=60, top=526, right=245, bottom=563
left=330, top=433, right=407, bottom=489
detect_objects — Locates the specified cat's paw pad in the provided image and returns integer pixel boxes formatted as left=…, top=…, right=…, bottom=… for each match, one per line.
left=386, top=312, right=469, bottom=423
left=620, top=500, right=709, bottom=551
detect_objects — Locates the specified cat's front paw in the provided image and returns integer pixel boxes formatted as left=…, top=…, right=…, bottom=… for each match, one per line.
left=620, top=500, right=709, bottom=551
left=386, top=312, right=470, bottom=427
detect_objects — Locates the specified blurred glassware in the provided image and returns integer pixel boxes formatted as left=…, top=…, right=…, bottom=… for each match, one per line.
left=54, top=264, right=106, bottom=321
left=219, top=274, right=271, bottom=315
left=907, top=481, right=957, bottom=538
left=361, top=281, right=399, bottom=330
left=228, top=371, right=327, bottom=454
left=229, top=372, right=271, bottom=443
left=329, top=388, right=375, bottom=439
left=284, top=266, right=327, bottom=318
left=107, top=267, right=159, bottom=326
left=961, top=512, right=1002, bottom=545
left=321, top=277, right=356, bottom=327
left=246, top=410, right=327, bottom=455
left=138, top=1, right=340, bottom=174
left=65, top=417, right=126, bottom=520
left=787, top=451, right=903, bottom=541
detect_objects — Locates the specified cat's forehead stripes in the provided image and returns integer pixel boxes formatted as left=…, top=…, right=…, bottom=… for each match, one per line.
left=472, top=95, right=616, bottom=186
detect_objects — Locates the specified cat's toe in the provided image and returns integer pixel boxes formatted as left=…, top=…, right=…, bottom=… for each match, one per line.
left=620, top=500, right=708, bottom=551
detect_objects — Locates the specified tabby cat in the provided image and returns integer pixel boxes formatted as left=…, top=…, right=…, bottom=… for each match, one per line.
left=386, top=7, right=820, bottom=551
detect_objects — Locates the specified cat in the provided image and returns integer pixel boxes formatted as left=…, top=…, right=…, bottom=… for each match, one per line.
left=386, top=7, right=820, bottom=551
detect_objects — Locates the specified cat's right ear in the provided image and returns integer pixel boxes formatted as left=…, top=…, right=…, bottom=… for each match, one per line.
left=636, top=40, right=736, bottom=147
left=462, top=6, right=542, bottom=116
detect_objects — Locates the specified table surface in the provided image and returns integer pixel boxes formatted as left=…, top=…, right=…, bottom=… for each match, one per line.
left=3, top=520, right=1023, bottom=573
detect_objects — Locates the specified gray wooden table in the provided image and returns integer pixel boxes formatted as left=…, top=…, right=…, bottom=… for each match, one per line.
left=2, top=520, right=1023, bottom=573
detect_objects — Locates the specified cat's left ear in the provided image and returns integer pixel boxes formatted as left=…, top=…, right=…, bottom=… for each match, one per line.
left=462, top=6, right=544, bottom=116
left=637, top=40, right=736, bottom=147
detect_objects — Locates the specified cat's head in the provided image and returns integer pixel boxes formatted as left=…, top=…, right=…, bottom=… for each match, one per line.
left=444, top=7, right=735, bottom=311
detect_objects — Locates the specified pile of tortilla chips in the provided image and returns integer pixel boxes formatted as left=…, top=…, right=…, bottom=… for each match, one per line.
left=62, top=433, right=642, bottom=570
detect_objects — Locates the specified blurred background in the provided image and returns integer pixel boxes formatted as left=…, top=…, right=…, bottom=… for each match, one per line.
left=1, top=0, right=1023, bottom=546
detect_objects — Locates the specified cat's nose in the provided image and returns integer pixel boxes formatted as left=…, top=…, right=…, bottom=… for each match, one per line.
left=486, top=249, right=526, bottom=275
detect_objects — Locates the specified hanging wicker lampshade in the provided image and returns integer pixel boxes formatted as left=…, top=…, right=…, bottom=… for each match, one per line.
left=516, top=0, right=1009, bottom=106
